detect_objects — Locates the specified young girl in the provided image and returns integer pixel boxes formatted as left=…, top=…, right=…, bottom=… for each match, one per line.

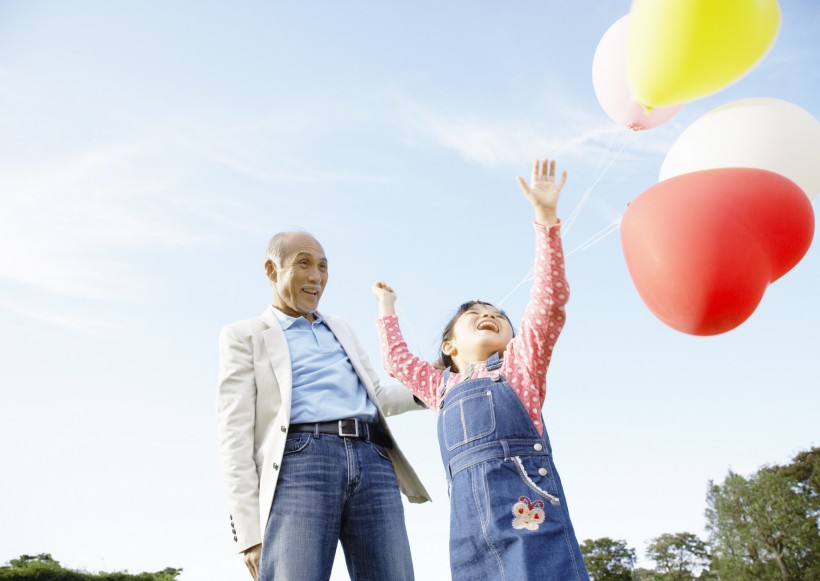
left=372, top=159, right=589, bottom=580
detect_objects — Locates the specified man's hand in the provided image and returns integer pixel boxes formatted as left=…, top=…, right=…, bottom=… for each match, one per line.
left=243, top=544, right=262, bottom=580
left=516, top=159, right=567, bottom=227
left=372, top=281, right=397, bottom=317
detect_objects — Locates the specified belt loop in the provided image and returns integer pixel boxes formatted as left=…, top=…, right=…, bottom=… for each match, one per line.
left=313, top=423, right=320, bottom=438
left=501, top=440, right=511, bottom=461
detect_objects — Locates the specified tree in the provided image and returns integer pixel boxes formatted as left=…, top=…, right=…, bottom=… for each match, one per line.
left=706, top=463, right=820, bottom=581
left=581, top=537, right=637, bottom=580
left=632, top=568, right=655, bottom=581
left=645, top=532, right=709, bottom=581
left=774, top=446, right=820, bottom=512
left=0, top=554, right=182, bottom=580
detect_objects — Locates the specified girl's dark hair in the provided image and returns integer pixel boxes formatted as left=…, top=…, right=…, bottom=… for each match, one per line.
left=437, top=300, right=514, bottom=372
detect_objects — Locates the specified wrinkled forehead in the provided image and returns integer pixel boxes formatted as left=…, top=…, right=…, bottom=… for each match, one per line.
left=283, top=232, right=326, bottom=261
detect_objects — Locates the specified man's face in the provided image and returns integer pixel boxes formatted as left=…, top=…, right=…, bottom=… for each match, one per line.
left=268, top=233, right=328, bottom=322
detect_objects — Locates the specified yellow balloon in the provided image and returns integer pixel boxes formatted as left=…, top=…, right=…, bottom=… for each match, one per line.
left=628, top=0, right=781, bottom=107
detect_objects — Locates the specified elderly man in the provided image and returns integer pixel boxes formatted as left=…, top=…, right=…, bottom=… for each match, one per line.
left=217, top=230, right=429, bottom=581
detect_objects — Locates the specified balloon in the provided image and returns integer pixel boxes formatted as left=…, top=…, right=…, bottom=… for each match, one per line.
left=621, top=168, right=814, bottom=336
left=592, top=15, right=682, bottom=131
left=660, top=98, right=820, bottom=200
left=628, top=0, right=781, bottom=107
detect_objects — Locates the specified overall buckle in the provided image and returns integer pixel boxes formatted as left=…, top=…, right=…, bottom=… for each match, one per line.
left=338, top=418, right=360, bottom=437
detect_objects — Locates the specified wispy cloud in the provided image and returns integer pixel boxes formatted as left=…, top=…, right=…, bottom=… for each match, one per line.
left=0, top=104, right=404, bottom=330
left=391, top=93, right=678, bottom=168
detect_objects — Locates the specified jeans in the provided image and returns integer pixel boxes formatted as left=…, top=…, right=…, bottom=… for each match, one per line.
left=259, top=432, right=415, bottom=581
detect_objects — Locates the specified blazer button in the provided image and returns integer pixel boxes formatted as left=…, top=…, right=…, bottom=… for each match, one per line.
left=533, top=443, right=543, bottom=451
left=281, top=426, right=287, bottom=432
left=273, top=463, right=279, bottom=470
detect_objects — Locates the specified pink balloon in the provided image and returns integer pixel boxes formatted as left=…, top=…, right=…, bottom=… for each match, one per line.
left=592, top=15, right=683, bottom=131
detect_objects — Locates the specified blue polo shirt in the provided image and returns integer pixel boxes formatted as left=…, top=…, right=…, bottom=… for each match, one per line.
left=273, top=308, right=378, bottom=424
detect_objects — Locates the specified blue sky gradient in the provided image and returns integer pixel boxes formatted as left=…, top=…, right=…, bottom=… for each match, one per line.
left=1, top=1, right=818, bottom=578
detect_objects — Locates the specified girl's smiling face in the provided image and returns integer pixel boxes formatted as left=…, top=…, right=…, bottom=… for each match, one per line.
left=442, top=303, right=514, bottom=371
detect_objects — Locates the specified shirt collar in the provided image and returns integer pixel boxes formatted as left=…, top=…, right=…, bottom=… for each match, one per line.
left=271, top=306, right=324, bottom=330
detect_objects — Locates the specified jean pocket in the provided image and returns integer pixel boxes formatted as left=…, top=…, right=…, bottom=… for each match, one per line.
left=442, top=390, right=495, bottom=451
left=282, top=433, right=312, bottom=456
left=510, top=455, right=560, bottom=506
left=369, top=441, right=392, bottom=462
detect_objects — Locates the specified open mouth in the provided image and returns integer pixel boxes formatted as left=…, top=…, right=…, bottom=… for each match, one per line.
left=476, top=320, right=499, bottom=333
left=303, top=289, right=320, bottom=297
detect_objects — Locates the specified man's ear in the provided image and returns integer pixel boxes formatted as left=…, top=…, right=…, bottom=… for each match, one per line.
left=264, top=259, right=277, bottom=282
left=441, top=340, right=457, bottom=357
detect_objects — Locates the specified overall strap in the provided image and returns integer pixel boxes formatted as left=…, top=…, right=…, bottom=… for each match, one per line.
left=485, top=351, right=503, bottom=381
left=437, top=367, right=452, bottom=409
left=485, top=352, right=503, bottom=371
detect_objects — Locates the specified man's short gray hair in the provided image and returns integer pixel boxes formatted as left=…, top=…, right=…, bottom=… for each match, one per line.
left=265, top=230, right=315, bottom=268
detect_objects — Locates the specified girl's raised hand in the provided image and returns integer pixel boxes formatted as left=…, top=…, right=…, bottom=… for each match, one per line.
left=516, top=159, right=567, bottom=226
left=372, top=280, right=398, bottom=317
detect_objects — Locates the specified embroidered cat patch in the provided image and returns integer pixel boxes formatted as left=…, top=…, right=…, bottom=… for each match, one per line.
left=512, top=496, right=545, bottom=531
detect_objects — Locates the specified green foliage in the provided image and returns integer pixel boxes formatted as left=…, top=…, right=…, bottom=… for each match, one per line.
left=0, top=554, right=182, bottom=581
left=706, top=457, right=820, bottom=581
left=581, top=537, right=637, bottom=580
left=632, top=568, right=655, bottom=581
left=773, top=446, right=820, bottom=513
left=645, top=532, right=709, bottom=581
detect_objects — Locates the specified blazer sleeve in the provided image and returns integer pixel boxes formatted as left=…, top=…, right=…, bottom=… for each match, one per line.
left=216, top=324, right=262, bottom=553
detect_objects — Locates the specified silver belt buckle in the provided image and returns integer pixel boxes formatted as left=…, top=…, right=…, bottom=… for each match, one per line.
left=338, top=418, right=360, bottom=437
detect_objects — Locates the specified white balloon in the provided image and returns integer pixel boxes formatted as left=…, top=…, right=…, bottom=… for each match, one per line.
left=660, top=98, right=820, bottom=200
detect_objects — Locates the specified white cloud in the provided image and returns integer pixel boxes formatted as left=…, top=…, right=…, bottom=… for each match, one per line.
left=0, top=140, right=200, bottom=300
left=0, top=106, right=404, bottom=330
left=392, top=94, right=678, bottom=168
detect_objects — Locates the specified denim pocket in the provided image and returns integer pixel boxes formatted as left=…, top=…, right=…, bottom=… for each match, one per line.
left=369, top=441, right=392, bottom=462
left=442, top=389, right=495, bottom=451
left=510, top=455, right=560, bottom=506
left=282, top=433, right=312, bottom=455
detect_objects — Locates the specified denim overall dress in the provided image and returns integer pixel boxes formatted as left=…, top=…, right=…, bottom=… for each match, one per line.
left=437, top=354, right=589, bottom=580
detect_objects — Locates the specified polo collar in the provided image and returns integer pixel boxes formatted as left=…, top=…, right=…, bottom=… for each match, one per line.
left=271, top=306, right=324, bottom=330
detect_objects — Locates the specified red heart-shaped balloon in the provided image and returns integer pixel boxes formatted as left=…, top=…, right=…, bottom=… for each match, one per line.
left=621, top=168, right=814, bottom=335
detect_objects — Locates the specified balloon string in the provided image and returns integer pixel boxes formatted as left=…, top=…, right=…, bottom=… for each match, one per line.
left=394, top=299, right=425, bottom=358
left=562, top=131, right=634, bottom=238
left=497, top=132, right=633, bottom=307
left=496, top=267, right=534, bottom=308
left=566, top=218, right=622, bottom=257
left=497, top=218, right=623, bottom=306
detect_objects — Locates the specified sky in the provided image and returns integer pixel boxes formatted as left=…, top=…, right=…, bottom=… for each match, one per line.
left=1, top=1, right=818, bottom=579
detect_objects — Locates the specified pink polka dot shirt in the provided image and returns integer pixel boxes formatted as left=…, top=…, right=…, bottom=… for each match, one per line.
left=376, top=221, right=569, bottom=435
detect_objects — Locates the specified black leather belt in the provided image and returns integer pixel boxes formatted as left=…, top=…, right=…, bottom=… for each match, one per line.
left=288, top=419, right=393, bottom=449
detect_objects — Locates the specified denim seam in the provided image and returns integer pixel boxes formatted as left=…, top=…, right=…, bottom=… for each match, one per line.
left=470, top=465, right=505, bottom=581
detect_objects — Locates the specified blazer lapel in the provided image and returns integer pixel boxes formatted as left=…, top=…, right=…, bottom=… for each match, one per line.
left=261, top=307, right=293, bottom=409
left=323, top=313, right=378, bottom=401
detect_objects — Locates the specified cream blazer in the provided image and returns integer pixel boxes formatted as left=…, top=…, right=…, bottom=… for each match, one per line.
left=216, top=306, right=431, bottom=553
